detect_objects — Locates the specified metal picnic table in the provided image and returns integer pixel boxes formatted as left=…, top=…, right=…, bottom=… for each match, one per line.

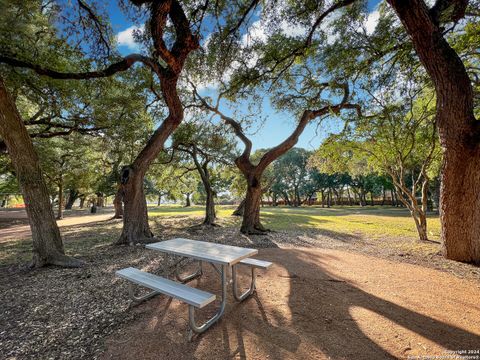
left=145, top=238, right=266, bottom=335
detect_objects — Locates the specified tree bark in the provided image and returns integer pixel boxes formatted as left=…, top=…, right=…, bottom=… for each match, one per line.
left=204, top=187, right=216, bottom=225
left=240, top=174, right=267, bottom=234
left=0, top=77, right=82, bottom=267
left=387, top=0, right=480, bottom=263
left=232, top=198, right=245, bottom=216
left=116, top=166, right=152, bottom=245
left=113, top=187, right=123, bottom=219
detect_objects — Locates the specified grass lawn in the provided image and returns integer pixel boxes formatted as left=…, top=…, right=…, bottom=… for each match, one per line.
left=149, top=205, right=441, bottom=241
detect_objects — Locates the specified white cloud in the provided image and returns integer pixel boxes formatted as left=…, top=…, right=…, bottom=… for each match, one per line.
left=365, top=10, right=380, bottom=35
left=279, top=20, right=308, bottom=38
left=241, top=20, right=268, bottom=47
left=116, top=25, right=144, bottom=50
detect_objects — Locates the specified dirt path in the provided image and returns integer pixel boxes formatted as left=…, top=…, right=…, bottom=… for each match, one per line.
left=101, top=247, right=480, bottom=360
left=0, top=209, right=114, bottom=243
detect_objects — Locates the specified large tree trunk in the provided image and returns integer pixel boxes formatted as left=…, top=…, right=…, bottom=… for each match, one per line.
left=387, top=0, right=480, bottom=263
left=240, top=173, right=269, bottom=234
left=0, top=78, right=82, bottom=267
left=113, top=187, right=123, bottom=219
left=79, top=195, right=86, bottom=209
left=116, top=166, right=152, bottom=245
left=232, top=198, right=245, bottom=216
left=440, top=146, right=480, bottom=261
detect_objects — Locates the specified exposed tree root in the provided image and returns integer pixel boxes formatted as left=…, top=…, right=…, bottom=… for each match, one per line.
left=32, top=253, right=85, bottom=268
left=240, top=224, right=271, bottom=235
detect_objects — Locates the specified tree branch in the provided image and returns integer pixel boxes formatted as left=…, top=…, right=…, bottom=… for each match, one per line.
left=0, top=54, right=158, bottom=80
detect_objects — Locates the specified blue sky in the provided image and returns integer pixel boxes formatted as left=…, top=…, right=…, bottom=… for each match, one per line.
left=107, top=1, right=381, bottom=152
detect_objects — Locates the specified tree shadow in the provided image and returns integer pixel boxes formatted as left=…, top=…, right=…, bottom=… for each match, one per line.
left=265, top=248, right=480, bottom=359
left=101, top=247, right=480, bottom=359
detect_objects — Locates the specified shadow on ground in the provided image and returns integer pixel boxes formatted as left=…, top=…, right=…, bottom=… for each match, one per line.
left=101, top=248, right=480, bottom=360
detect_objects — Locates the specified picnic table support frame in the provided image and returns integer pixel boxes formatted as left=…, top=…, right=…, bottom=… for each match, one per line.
left=188, top=264, right=227, bottom=338
left=232, top=264, right=256, bottom=301
left=128, top=283, right=158, bottom=303
left=176, top=260, right=203, bottom=283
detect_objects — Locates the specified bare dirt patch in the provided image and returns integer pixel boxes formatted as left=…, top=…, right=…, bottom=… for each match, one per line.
left=100, top=247, right=480, bottom=360
left=0, top=208, right=115, bottom=243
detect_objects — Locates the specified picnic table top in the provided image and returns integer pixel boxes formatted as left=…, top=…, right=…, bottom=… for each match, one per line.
left=146, top=238, right=258, bottom=266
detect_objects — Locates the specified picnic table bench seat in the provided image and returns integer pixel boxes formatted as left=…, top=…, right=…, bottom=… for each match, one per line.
left=239, top=258, right=273, bottom=269
left=116, top=267, right=215, bottom=308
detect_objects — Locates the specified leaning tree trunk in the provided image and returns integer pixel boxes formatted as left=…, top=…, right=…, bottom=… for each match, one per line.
left=116, top=72, right=187, bottom=246
left=113, top=187, right=123, bottom=219
left=232, top=198, right=245, bottom=216
left=65, top=189, right=78, bottom=210
left=411, top=209, right=429, bottom=242
left=0, top=78, right=82, bottom=267
left=241, top=174, right=268, bottom=234
left=387, top=0, right=480, bottom=263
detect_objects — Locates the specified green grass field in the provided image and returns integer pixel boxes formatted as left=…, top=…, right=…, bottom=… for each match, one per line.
left=149, top=205, right=441, bottom=241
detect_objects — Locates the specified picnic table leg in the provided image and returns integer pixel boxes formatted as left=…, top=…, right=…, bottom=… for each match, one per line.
left=128, top=283, right=158, bottom=303
left=188, top=264, right=227, bottom=338
left=232, top=264, right=256, bottom=301
left=176, top=260, right=203, bottom=283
